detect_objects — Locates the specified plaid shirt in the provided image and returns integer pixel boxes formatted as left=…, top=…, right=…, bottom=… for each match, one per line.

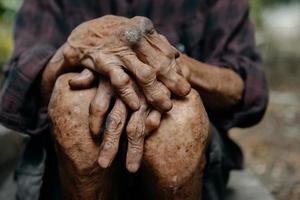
left=0, top=0, right=268, bottom=135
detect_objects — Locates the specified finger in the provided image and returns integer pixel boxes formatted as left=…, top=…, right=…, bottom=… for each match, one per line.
left=89, top=80, right=113, bottom=136
left=120, top=53, right=172, bottom=111
left=63, top=40, right=83, bottom=66
left=118, top=26, right=142, bottom=46
left=152, top=34, right=186, bottom=81
left=98, top=99, right=128, bottom=168
left=145, top=110, right=161, bottom=136
left=176, top=57, right=191, bottom=79
left=42, top=45, right=68, bottom=102
left=69, top=68, right=97, bottom=89
left=126, top=105, right=149, bottom=173
left=157, top=34, right=180, bottom=59
left=109, top=67, right=141, bottom=110
left=92, top=52, right=141, bottom=110
left=131, top=16, right=156, bottom=36
left=135, top=35, right=191, bottom=96
left=131, top=15, right=180, bottom=64
left=43, top=42, right=88, bottom=102
left=158, top=59, right=191, bottom=96
left=155, top=39, right=182, bottom=75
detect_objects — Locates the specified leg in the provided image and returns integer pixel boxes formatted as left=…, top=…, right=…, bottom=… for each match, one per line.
left=139, top=89, right=210, bottom=200
left=48, top=73, right=119, bottom=200
left=48, top=73, right=209, bottom=200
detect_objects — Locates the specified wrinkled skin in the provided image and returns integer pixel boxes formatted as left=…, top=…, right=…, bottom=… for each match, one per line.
left=41, top=15, right=194, bottom=173
left=176, top=54, right=244, bottom=110
left=44, top=15, right=244, bottom=200
left=42, top=15, right=191, bottom=111
left=62, top=52, right=244, bottom=175
left=48, top=73, right=209, bottom=200
left=42, top=15, right=192, bottom=173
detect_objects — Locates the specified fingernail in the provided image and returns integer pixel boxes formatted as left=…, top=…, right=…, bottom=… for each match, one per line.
left=98, top=156, right=111, bottom=168
left=127, top=163, right=139, bottom=173
left=68, top=77, right=80, bottom=88
left=180, top=82, right=191, bottom=96
left=68, top=78, right=74, bottom=85
left=162, top=100, right=172, bottom=111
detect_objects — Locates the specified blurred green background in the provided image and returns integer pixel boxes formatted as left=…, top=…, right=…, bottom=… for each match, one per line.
left=0, top=0, right=299, bottom=200
left=0, top=0, right=19, bottom=67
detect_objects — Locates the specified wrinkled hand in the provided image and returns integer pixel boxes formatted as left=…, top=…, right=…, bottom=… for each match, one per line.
left=41, top=15, right=190, bottom=111
left=68, top=52, right=190, bottom=136
left=76, top=76, right=162, bottom=172
left=67, top=55, right=184, bottom=172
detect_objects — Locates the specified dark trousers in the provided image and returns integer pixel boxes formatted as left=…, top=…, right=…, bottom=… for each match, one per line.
left=1, top=124, right=243, bottom=200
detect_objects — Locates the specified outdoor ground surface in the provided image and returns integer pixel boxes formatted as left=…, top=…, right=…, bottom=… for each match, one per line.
left=230, top=88, right=300, bottom=200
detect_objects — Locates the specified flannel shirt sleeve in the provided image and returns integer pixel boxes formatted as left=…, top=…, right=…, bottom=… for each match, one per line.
left=198, top=0, right=268, bottom=129
left=0, top=0, right=66, bottom=135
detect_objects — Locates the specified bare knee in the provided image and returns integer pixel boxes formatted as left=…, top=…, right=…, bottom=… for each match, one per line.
left=49, top=73, right=96, bottom=116
left=49, top=72, right=96, bottom=127
left=48, top=73, right=97, bottom=171
left=143, top=89, right=209, bottom=189
left=49, top=73, right=119, bottom=200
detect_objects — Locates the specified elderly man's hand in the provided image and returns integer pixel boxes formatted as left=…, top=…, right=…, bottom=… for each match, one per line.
left=42, top=15, right=191, bottom=172
left=41, top=15, right=190, bottom=112
left=92, top=79, right=161, bottom=172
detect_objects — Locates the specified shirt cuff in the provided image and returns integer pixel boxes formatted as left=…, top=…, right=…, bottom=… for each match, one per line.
left=0, top=44, right=57, bottom=135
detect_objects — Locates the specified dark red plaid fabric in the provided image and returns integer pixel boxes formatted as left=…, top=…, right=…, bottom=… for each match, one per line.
left=0, top=0, right=268, bottom=135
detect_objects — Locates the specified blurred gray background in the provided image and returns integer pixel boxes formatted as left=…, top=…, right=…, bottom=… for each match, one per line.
left=0, top=0, right=299, bottom=199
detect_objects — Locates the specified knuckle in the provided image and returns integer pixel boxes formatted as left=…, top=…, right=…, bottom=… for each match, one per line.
left=136, top=66, right=156, bottom=85
left=134, top=16, right=154, bottom=34
left=145, top=89, right=172, bottom=111
left=126, top=124, right=136, bottom=138
left=106, top=112, right=123, bottom=131
left=126, top=122, right=145, bottom=139
left=97, top=100, right=110, bottom=112
left=123, top=27, right=142, bottom=45
left=94, top=54, right=103, bottom=65
left=62, top=44, right=78, bottom=63
left=111, top=69, right=131, bottom=88
left=145, top=88, right=166, bottom=103
left=102, top=138, right=118, bottom=151
left=119, top=87, right=134, bottom=99
left=158, top=58, right=173, bottom=74
left=129, top=143, right=143, bottom=154
left=62, top=45, right=71, bottom=58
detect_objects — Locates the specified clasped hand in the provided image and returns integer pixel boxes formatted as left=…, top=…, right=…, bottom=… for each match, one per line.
left=42, top=15, right=191, bottom=172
